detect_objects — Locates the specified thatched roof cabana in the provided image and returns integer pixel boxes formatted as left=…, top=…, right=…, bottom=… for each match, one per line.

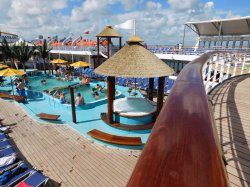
left=96, top=25, right=122, bottom=38
left=95, top=35, right=174, bottom=125
left=95, top=36, right=174, bottom=77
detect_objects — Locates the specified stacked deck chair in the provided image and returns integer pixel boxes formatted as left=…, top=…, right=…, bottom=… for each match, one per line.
left=0, top=122, right=48, bottom=186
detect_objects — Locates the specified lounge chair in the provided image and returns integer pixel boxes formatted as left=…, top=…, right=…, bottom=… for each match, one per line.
left=0, top=133, right=8, bottom=140
left=0, top=160, right=22, bottom=173
left=0, top=139, right=10, bottom=150
left=16, top=171, right=48, bottom=187
left=0, top=146, right=16, bottom=158
left=2, top=162, right=34, bottom=186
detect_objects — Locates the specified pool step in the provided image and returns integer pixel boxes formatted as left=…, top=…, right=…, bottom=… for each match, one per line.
left=87, top=129, right=142, bottom=146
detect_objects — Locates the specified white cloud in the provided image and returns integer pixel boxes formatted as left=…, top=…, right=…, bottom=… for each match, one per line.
left=0, top=0, right=244, bottom=45
left=204, top=1, right=214, bottom=9
left=167, top=0, right=198, bottom=11
left=146, top=1, right=162, bottom=10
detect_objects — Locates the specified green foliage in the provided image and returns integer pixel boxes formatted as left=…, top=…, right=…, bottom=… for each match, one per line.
left=36, top=39, right=51, bottom=73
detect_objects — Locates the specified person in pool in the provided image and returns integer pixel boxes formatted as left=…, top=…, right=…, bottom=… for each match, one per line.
left=59, top=92, right=67, bottom=104
left=41, top=79, right=46, bottom=85
left=75, top=93, right=85, bottom=106
left=17, top=79, right=26, bottom=97
left=95, top=91, right=100, bottom=99
left=95, top=84, right=103, bottom=92
left=91, top=88, right=97, bottom=95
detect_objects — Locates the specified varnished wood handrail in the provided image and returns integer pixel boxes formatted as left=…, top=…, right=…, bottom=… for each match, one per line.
left=127, top=51, right=229, bottom=187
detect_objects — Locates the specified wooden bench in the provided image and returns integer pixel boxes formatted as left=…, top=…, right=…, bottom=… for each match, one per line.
left=36, top=113, right=60, bottom=121
left=0, top=92, right=25, bottom=102
left=87, top=129, right=142, bottom=146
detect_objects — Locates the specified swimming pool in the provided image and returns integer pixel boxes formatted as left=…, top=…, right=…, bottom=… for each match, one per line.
left=1, top=74, right=151, bottom=149
left=27, top=76, right=108, bottom=104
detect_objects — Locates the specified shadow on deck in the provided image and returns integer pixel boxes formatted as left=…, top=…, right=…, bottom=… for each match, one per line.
left=210, top=75, right=250, bottom=187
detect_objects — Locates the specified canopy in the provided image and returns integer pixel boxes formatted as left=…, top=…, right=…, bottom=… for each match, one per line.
left=0, top=68, right=26, bottom=77
left=186, top=16, right=250, bottom=36
left=50, top=59, right=68, bottom=64
left=0, top=64, right=8, bottom=69
left=70, top=61, right=90, bottom=68
left=95, top=36, right=174, bottom=78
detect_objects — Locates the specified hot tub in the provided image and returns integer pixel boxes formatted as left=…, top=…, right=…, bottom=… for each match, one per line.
left=113, top=97, right=157, bottom=126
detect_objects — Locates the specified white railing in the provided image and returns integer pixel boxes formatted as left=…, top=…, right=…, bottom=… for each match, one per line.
left=202, top=51, right=248, bottom=93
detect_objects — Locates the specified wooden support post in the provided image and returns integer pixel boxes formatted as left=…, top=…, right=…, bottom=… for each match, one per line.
left=69, top=87, right=76, bottom=123
left=148, top=78, right=154, bottom=101
left=157, top=77, right=165, bottom=115
left=97, top=37, right=100, bottom=68
left=107, top=76, right=115, bottom=124
left=119, top=38, right=122, bottom=49
left=107, top=37, right=110, bottom=58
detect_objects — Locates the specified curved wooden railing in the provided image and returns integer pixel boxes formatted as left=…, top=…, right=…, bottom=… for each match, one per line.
left=127, top=51, right=231, bottom=187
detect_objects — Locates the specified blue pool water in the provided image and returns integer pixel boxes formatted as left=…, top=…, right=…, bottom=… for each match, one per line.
left=1, top=75, right=151, bottom=149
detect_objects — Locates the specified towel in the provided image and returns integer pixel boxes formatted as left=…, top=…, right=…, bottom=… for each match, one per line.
left=17, top=181, right=32, bottom=187
left=0, top=154, right=17, bottom=167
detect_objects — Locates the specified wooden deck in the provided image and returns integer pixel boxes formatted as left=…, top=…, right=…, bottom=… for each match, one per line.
left=0, top=99, right=140, bottom=186
left=209, top=75, right=250, bottom=187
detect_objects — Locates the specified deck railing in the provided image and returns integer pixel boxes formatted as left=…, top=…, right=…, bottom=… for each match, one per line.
left=127, top=51, right=248, bottom=187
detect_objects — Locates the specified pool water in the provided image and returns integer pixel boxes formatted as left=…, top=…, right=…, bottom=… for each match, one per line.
left=62, top=85, right=107, bottom=103
left=27, top=76, right=107, bottom=104
left=28, top=77, right=74, bottom=91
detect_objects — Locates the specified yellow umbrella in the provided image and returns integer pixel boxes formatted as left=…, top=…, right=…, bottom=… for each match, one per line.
left=0, top=68, right=26, bottom=76
left=0, top=68, right=26, bottom=95
left=50, top=58, right=68, bottom=64
left=0, top=64, right=8, bottom=69
left=70, top=61, right=91, bottom=68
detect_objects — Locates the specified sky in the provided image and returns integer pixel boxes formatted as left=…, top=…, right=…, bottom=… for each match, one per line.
left=0, top=0, right=249, bottom=45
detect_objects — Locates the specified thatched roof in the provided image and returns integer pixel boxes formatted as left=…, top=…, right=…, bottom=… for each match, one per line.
left=94, top=36, right=174, bottom=78
left=96, top=26, right=122, bottom=38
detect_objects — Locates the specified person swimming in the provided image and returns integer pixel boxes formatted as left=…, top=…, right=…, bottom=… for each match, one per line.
left=41, top=79, right=46, bottom=84
left=75, top=93, right=85, bottom=106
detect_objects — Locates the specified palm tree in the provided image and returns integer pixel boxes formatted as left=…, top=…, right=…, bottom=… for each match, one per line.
left=0, top=38, right=15, bottom=68
left=12, top=40, right=33, bottom=72
left=37, top=39, right=51, bottom=74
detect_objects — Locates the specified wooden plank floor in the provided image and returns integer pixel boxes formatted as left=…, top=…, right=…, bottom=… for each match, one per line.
left=209, top=74, right=250, bottom=187
left=0, top=100, right=140, bottom=187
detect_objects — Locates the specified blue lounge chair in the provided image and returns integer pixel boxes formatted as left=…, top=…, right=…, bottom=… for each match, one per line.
left=17, top=171, right=48, bottom=187
left=0, top=146, right=15, bottom=158
left=2, top=163, right=34, bottom=186
left=0, top=133, right=8, bottom=140
left=0, top=160, right=22, bottom=173
left=0, top=139, right=10, bottom=150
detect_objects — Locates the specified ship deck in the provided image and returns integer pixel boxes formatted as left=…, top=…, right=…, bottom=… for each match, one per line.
left=0, top=75, right=249, bottom=186
left=210, top=75, right=250, bottom=186
left=0, top=99, right=140, bottom=186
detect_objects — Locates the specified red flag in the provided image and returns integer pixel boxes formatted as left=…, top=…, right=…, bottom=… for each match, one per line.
left=84, top=31, right=89, bottom=34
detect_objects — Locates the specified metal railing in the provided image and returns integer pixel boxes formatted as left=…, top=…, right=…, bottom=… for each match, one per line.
left=127, top=50, right=249, bottom=187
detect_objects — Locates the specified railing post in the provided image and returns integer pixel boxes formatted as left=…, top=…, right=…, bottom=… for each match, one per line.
left=206, top=57, right=213, bottom=92
left=232, top=53, right=237, bottom=77
left=226, top=54, right=231, bottom=79
left=219, top=53, right=225, bottom=83
left=240, top=53, right=246, bottom=75
left=213, top=53, right=219, bottom=83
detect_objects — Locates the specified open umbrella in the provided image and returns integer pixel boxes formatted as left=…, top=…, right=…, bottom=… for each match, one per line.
left=70, top=61, right=90, bottom=68
left=0, top=64, right=8, bottom=69
left=50, top=59, right=68, bottom=64
left=0, top=68, right=26, bottom=95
